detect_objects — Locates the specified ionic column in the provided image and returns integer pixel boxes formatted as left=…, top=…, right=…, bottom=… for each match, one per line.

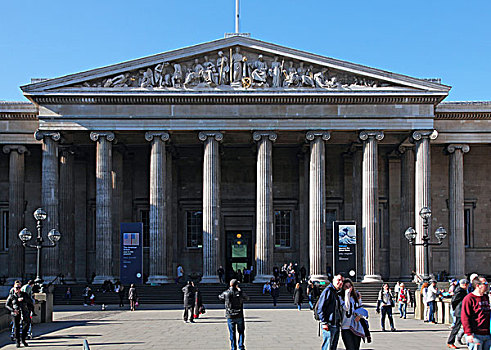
left=359, top=131, right=384, bottom=283
left=253, top=131, right=277, bottom=282
left=59, top=147, right=76, bottom=283
left=3, top=145, right=28, bottom=282
left=307, top=131, right=331, bottom=281
left=399, top=146, right=415, bottom=280
left=145, top=131, right=170, bottom=284
left=199, top=131, right=223, bottom=283
left=413, top=130, right=437, bottom=279
left=447, top=144, right=470, bottom=278
left=35, top=131, right=61, bottom=282
left=90, top=131, right=115, bottom=284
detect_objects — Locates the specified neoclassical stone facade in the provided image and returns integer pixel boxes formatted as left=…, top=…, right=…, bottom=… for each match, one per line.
left=0, top=36, right=490, bottom=283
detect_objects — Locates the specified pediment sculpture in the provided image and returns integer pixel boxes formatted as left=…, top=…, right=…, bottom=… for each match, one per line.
left=73, top=47, right=395, bottom=91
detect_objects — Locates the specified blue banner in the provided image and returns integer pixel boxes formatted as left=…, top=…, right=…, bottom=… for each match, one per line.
left=120, top=222, right=143, bottom=285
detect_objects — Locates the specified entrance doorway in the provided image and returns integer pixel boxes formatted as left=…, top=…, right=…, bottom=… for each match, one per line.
left=226, top=231, right=253, bottom=282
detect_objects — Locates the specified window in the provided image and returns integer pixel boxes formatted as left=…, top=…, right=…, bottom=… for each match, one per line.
left=186, top=211, right=203, bottom=248
left=274, top=210, right=291, bottom=248
left=139, top=209, right=150, bottom=248
left=0, top=207, right=8, bottom=251
left=326, top=209, right=337, bottom=247
left=464, top=199, right=476, bottom=248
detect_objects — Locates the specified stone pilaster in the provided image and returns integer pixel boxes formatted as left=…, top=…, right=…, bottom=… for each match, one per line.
left=145, top=131, right=171, bottom=284
left=35, top=131, right=61, bottom=282
left=3, top=145, right=28, bottom=282
left=253, top=131, right=277, bottom=282
left=359, top=131, right=384, bottom=282
left=447, top=144, right=470, bottom=278
left=306, top=131, right=331, bottom=281
left=198, top=131, right=223, bottom=283
left=59, top=147, right=76, bottom=283
left=399, top=146, right=415, bottom=280
left=90, top=131, right=115, bottom=284
left=413, top=130, right=438, bottom=279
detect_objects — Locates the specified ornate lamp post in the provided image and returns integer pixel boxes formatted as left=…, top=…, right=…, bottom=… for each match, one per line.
left=404, top=207, right=447, bottom=280
left=18, top=208, right=61, bottom=285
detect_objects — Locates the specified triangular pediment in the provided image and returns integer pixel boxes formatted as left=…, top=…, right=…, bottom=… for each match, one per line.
left=21, top=36, right=450, bottom=96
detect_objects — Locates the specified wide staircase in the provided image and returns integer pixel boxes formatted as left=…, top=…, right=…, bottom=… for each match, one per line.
left=54, top=281, right=418, bottom=306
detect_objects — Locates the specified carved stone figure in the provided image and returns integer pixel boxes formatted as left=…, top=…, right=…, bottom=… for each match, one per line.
left=232, top=47, right=243, bottom=83
left=184, top=58, right=204, bottom=86
left=154, top=63, right=172, bottom=87
left=298, top=62, right=315, bottom=87
left=283, top=61, right=299, bottom=87
left=141, top=68, right=154, bottom=88
left=250, top=54, right=268, bottom=87
left=202, top=56, right=218, bottom=86
left=314, top=68, right=329, bottom=88
left=216, top=51, right=229, bottom=85
left=104, top=73, right=130, bottom=87
left=269, top=56, right=282, bottom=88
left=171, top=63, right=183, bottom=88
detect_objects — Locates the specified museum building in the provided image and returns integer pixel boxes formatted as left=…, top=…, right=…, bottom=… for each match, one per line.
left=0, top=36, right=490, bottom=284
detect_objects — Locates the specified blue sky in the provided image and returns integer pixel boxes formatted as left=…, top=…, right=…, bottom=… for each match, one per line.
left=1, top=0, right=490, bottom=101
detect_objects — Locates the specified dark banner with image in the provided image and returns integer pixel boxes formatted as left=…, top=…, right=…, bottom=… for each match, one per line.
left=333, top=221, right=357, bottom=280
left=120, top=222, right=143, bottom=285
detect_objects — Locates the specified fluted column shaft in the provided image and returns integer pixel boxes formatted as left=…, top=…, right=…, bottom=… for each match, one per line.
left=447, top=144, right=469, bottom=278
left=59, top=148, right=75, bottom=282
left=3, top=145, right=27, bottom=281
left=307, top=131, right=330, bottom=281
left=146, top=132, right=170, bottom=284
left=90, top=132, right=115, bottom=283
left=413, top=130, right=437, bottom=278
left=253, top=131, right=277, bottom=282
left=199, top=131, right=222, bottom=283
left=360, top=131, right=384, bottom=282
left=35, top=131, right=61, bottom=281
left=400, top=146, right=415, bottom=279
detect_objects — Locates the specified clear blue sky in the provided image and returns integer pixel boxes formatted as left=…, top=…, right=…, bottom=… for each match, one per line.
left=1, top=0, right=490, bottom=102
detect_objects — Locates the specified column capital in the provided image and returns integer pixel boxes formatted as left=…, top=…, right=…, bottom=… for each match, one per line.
left=306, top=131, right=330, bottom=141
left=145, top=131, right=170, bottom=142
left=90, top=131, right=115, bottom=142
left=253, top=131, right=277, bottom=142
left=447, top=144, right=470, bottom=154
left=198, top=131, right=223, bottom=142
left=3, top=145, right=28, bottom=155
left=359, top=130, right=384, bottom=141
left=412, top=130, right=438, bottom=141
left=35, top=130, right=61, bottom=142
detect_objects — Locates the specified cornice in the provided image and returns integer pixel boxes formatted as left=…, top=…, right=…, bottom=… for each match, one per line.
left=435, top=112, right=491, bottom=120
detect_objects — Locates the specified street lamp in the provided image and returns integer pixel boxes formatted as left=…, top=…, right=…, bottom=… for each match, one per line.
left=404, top=207, right=447, bottom=280
left=18, top=208, right=61, bottom=285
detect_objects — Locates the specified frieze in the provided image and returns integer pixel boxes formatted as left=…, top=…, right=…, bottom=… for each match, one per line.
left=72, top=47, right=397, bottom=92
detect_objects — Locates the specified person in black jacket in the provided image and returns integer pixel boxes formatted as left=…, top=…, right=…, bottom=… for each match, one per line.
left=182, top=281, right=195, bottom=323
left=271, top=282, right=280, bottom=307
left=317, top=274, right=344, bottom=350
left=293, top=283, right=304, bottom=311
left=218, top=279, right=249, bottom=350
left=447, top=279, right=469, bottom=348
left=5, top=282, right=34, bottom=348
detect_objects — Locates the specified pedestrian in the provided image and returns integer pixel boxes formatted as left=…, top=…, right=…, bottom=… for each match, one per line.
left=65, top=287, right=72, bottom=304
left=467, top=273, right=479, bottom=293
left=5, top=281, right=34, bottom=348
left=82, top=285, right=92, bottom=306
left=426, top=280, right=440, bottom=324
left=128, top=284, right=138, bottom=311
left=262, top=281, right=271, bottom=295
left=447, top=279, right=469, bottom=349
left=293, top=283, right=304, bottom=311
left=273, top=266, right=279, bottom=281
left=217, top=266, right=225, bottom=284
left=394, top=281, right=401, bottom=300
left=182, top=281, right=195, bottom=323
left=421, top=281, right=430, bottom=322
left=218, top=279, right=249, bottom=350
left=237, top=269, right=243, bottom=283
left=176, top=264, right=184, bottom=284
left=317, top=274, right=344, bottom=350
left=461, top=275, right=490, bottom=350
left=117, top=283, right=125, bottom=307
left=300, top=266, right=307, bottom=282
left=286, top=273, right=295, bottom=293
left=340, top=279, right=365, bottom=350
left=397, top=283, right=409, bottom=319
left=307, top=280, right=319, bottom=310
left=271, top=282, right=280, bottom=307
left=193, top=285, right=204, bottom=319
left=376, top=283, right=396, bottom=331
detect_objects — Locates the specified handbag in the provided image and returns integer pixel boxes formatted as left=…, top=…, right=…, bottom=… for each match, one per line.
left=199, top=305, right=206, bottom=314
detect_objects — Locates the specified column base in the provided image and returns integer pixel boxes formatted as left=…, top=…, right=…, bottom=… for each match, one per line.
left=362, top=274, right=382, bottom=283
left=309, top=275, right=330, bottom=283
left=200, top=275, right=220, bottom=284
left=147, top=275, right=171, bottom=285
left=253, top=274, right=274, bottom=283
left=92, top=275, right=116, bottom=285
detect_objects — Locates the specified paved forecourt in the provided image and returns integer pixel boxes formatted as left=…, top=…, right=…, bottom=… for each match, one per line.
left=0, top=304, right=452, bottom=349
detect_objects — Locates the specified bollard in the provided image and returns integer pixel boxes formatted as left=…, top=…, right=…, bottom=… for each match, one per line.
left=83, top=339, right=90, bottom=349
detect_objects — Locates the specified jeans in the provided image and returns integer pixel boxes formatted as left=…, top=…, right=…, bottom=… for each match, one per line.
left=309, top=295, right=314, bottom=309
left=341, top=329, right=361, bottom=350
left=450, top=308, right=456, bottom=327
left=227, top=317, right=245, bottom=350
left=428, top=301, right=436, bottom=323
left=183, top=306, right=194, bottom=321
left=297, top=304, right=302, bottom=311
left=322, top=325, right=340, bottom=350
left=381, top=306, right=394, bottom=330
left=467, top=334, right=491, bottom=350
left=447, top=317, right=462, bottom=345
left=12, top=313, right=30, bottom=342
left=398, top=302, right=407, bottom=318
